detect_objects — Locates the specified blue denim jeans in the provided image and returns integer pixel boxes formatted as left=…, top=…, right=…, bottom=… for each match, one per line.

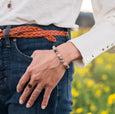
left=0, top=24, right=74, bottom=114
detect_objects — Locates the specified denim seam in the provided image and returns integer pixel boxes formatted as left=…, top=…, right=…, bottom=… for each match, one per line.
left=13, top=41, right=32, bottom=62
left=0, top=47, right=10, bottom=89
left=67, top=68, right=71, bottom=99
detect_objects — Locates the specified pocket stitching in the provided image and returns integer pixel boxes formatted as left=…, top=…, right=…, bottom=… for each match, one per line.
left=13, top=41, right=32, bottom=62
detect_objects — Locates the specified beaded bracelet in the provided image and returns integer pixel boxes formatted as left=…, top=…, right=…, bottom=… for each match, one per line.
left=52, top=45, right=70, bottom=69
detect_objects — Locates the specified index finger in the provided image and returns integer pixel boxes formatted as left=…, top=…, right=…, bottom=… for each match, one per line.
left=17, top=69, right=30, bottom=93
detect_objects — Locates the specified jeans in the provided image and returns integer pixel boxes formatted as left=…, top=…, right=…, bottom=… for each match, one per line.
left=0, top=24, right=74, bottom=114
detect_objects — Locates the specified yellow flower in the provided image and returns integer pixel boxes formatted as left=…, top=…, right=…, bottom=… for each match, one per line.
left=74, top=66, right=78, bottom=75
left=104, top=86, right=110, bottom=93
left=105, top=64, right=112, bottom=70
left=102, top=74, right=108, bottom=80
left=87, top=113, right=92, bottom=114
left=95, top=89, right=101, bottom=97
left=71, top=31, right=79, bottom=38
left=84, top=79, right=95, bottom=88
left=78, top=68, right=88, bottom=77
left=72, top=99, right=76, bottom=107
left=96, top=58, right=103, bottom=64
left=87, top=80, right=95, bottom=88
left=101, top=110, right=109, bottom=114
left=71, top=112, right=74, bottom=114
left=76, top=108, right=83, bottom=113
left=90, top=105, right=96, bottom=111
left=108, top=93, right=115, bottom=105
left=72, top=88, right=79, bottom=97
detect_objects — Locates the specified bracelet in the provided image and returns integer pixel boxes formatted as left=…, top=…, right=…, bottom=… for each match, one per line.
left=52, top=45, right=70, bottom=69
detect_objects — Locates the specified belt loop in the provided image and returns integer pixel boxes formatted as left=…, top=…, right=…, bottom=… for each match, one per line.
left=67, top=28, right=71, bottom=41
left=5, top=26, right=11, bottom=47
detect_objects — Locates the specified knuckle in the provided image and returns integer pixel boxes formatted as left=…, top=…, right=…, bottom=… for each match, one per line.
left=21, top=96, right=26, bottom=101
left=32, top=74, right=40, bottom=81
left=44, top=95, right=50, bottom=100
left=17, top=80, right=25, bottom=91
left=43, top=95, right=50, bottom=106
left=32, top=92, right=38, bottom=97
left=48, top=82, right=54, bottom=89
left=41, top=81, right=46, bottom=87
left=25, top=87, right=30, bottom=93
left=29, top=97, right=35, bottom=104
left=27, top=67, right=33, bottom=74
left=20, top=94, right=26, bottom=101
left=33, top=50, right=38, bottom=55
left=19, top=80, right=25, bottom=87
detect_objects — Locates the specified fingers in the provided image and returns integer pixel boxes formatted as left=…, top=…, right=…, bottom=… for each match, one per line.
left=17, top=70, right=30, bottom=93
left=31, top=50, right=37, bottom=58
left=41, top=87, right=52, bottom=109
left=26, top=84, right=52, bottom=110
left=26, top=84, right=44, bottom=108
left=19, top=79, right=37, bottom=105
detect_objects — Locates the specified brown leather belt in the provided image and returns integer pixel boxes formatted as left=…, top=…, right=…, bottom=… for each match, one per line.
left=0, top=26, right=68, bottom=42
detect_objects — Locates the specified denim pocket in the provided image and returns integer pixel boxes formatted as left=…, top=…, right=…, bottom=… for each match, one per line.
left=13, top=40, right=32, bottom=62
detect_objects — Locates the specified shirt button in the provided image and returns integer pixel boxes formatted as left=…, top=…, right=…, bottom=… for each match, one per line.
left=102, top=48, right=104, bottom=51
left=111, top=43, right=114, bottom=46
left=86, top=58, right=89, bottom=62
left=92, top=54, right=95, bottom=57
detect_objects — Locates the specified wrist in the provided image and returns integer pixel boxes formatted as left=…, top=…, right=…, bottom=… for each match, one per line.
left=56, top=42, right=82, bottom=64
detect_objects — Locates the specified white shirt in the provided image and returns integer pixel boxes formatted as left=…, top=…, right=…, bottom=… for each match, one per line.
left=0, top=0, right=115, bottom=68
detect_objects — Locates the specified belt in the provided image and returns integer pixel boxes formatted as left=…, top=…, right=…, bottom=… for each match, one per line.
left=0, top=25, right=68, bottom=42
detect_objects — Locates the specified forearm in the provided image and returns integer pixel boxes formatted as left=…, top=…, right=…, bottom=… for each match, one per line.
left=56, top=42, right=82, bottom=64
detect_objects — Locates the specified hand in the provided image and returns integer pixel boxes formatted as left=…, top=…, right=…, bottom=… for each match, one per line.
left=16, top=42, right=81, bottom=109
left=16, top=49, right=66, bottom=109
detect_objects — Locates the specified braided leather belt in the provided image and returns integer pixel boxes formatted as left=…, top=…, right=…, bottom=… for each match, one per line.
left=0, top=26, right=68, bottom=42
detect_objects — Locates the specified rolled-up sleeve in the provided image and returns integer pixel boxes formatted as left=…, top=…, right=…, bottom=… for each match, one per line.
left=69, top=0, right=115, bottom=68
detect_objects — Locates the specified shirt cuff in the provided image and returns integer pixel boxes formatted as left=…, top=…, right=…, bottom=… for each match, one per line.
left=68, top=21, right=115, bottom=68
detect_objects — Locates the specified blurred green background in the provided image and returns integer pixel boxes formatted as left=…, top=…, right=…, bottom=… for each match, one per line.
left=71, top=28, right=115, bottom=114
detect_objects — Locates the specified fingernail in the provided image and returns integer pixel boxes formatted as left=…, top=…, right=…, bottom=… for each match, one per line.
left=41, top=106, right=46, bottom=110
left=19, top=99, right=24, bottom=104
left=26, top=103, right=31, bottom=108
